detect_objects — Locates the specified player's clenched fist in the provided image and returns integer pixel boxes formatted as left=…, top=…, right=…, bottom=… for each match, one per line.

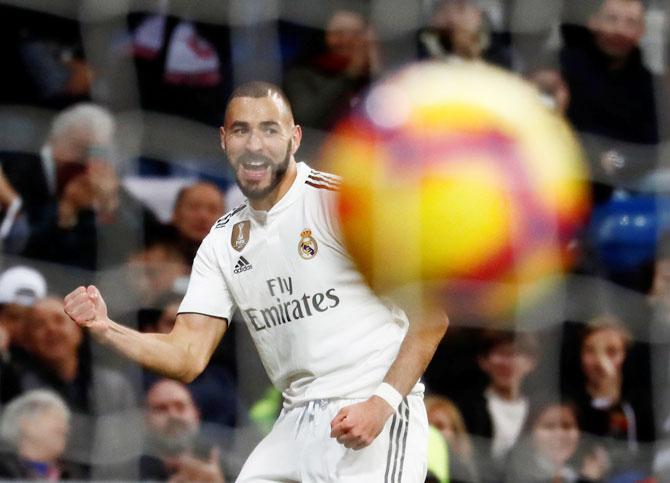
left=330, top=396, right=394, bottom=450
left=63, top=285, right=110, bottom=339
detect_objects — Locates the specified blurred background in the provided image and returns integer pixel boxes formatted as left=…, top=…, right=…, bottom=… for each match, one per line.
left=0, top=0, right=669, bottom=481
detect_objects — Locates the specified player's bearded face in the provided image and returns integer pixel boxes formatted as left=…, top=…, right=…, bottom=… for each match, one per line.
left=231, top=139, right=292, bottom=200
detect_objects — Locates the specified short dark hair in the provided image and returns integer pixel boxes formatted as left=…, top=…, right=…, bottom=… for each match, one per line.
left=477, top=328, right=539, bottom=358
left=173, top=181, right=223, bottom=212
left=225, top=81, right=294, bottom=121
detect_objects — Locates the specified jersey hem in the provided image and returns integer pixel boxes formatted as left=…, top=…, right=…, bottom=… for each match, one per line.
left=176, top=311, right=230, bottom=326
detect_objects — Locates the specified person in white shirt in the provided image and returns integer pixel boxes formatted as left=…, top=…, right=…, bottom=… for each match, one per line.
left=63, top=81, right=448, bottom=482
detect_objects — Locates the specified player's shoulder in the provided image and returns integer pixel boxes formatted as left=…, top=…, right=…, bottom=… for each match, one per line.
left=213, top=200, right=249, bottom=230
left=303, top=167, right=341, bottom=193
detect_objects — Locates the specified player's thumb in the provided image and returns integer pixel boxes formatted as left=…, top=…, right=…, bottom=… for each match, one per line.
left=330, top=408, right=348, bottom=428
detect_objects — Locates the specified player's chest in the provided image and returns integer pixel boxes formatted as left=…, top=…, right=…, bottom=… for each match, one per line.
left=222, top=211, right=336, bottom=293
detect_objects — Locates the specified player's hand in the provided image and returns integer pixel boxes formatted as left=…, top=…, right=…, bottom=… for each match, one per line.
left=165, top=447, right=225, bottom=483
left=330, top=396, right=395, bottom=450
left=63, top=285, right=110, bottom=341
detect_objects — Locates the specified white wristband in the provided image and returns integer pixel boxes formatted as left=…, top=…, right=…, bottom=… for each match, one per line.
left=373, top=383, right=403, bottom=411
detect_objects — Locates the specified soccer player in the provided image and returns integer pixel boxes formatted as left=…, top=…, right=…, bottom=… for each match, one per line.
left=64, top=81, right=448, bottom=482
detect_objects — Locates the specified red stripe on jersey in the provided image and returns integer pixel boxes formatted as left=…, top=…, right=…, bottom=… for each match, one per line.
left=308, top=174, right=340, bottom=188
left=305, top=180, right=338, bottom=191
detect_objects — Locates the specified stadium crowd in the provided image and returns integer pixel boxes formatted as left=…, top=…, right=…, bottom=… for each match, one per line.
left=0, top=0, right=669, bottom=481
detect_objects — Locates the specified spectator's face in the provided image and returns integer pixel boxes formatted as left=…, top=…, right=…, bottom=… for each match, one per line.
left=222, top=95, right=300, bottom=201
left=28, top=299, right=82, bottom=364
left=19, top=407, right=69, bottom=463
left=0, top=303, right=33, bottom=348
left=446, top=3, right=485, bottom=59
left=52, top=130, right=113, bottom=191
left=427, top=406, right=456, bottom=443
left=146, top=380, right=200, bottom=449
left=531, top=405, right=579, bottom=468
left=172, top=184, right=225, bottom=243
left=128, top=245, right=188, bottom=306
left=325, top=10, right=367, bottom=59
left=581, top=328, right=626, bottom=386
left=589, top=0, right=645, bottom=60
left=479, top=343, right=535, bottom=392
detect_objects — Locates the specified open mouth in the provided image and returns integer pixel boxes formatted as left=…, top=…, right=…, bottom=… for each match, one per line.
left=240, top=160, right=270, bottom=181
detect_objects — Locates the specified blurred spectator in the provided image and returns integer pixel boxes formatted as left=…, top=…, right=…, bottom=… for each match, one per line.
left=418, top=0, right=513, bottom=68
left=560, top=0, right=658, bottom=203
left=0, top=266, right=47, bottom=355
left=0, top=266, right=47, bottom=403
left=456, top=329, right=539, bottom=482
left=125, top=242, right=190, bottom=309
left=564, top=315, right=655, bottom=476
left=1, top=103, right=113, bottom=230
left=141, top=378, right=232, bottom=481
left=141, top=297, right=239, bottom=428
left=0, top=167, right=29, bottom=254
left=505, top=398, right=609, bottom=482
left=283, top=7, right=380, bottom=160
left=0, top=3, right=93, bottom=109
left=153, top=180, right=227, bottom=263
left=525, top=63, right=571, bottom=115
left=12, top=103, right=161, bottom=271
left=0, top=389, right=81, bottom=479
left=125, top=4, right=232, bottom=126
left=12, top=297, right=139, bottom=478
left=425, top=394, right=479, bottom=483
left=105, top=180, right=225, bottom=312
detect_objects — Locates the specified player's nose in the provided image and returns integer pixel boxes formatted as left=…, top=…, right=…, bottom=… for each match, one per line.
left=243, top=129, right=260, bottom=150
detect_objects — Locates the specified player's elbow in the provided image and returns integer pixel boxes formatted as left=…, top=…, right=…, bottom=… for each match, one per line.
left=176, top=353, right=207, bottom=383
left=177, top=364, right=204, bottom=384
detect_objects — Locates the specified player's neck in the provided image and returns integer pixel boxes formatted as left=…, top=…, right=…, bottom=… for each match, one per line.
left=248, top=160, right=298, bottom=212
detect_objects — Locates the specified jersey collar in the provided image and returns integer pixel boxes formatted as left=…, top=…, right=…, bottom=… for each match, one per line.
left=247, top=162, right=310, bottom=220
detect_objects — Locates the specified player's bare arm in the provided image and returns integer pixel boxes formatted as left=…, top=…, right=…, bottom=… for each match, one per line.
left=64, top=285, right=227, bottom=382
left=330, top=307, right=448, bottom=449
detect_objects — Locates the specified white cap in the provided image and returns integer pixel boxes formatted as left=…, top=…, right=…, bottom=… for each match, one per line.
left=0, top=266, right=47, bottom=306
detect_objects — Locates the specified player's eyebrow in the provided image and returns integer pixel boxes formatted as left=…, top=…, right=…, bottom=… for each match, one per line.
left=228, top=120, right=282, bottom=129
left=229, top=121, right=250, bottom=129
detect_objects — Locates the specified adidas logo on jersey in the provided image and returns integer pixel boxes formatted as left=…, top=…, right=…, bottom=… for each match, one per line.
left=233, top=256, right=252, bottom=274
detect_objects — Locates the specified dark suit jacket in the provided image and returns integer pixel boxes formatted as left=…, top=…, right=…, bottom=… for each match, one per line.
left=0, top=150, right=53, bottom=228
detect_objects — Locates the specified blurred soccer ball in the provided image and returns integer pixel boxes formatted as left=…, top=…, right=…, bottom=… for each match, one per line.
left=321, top=62, right=590, bottom=319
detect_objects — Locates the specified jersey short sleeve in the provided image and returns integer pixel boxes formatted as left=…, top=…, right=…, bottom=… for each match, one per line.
left=178, top=233, right=235, bottom=321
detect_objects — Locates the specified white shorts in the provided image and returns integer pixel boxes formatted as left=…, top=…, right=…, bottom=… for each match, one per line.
left=236, top=395, right=428, bottom=483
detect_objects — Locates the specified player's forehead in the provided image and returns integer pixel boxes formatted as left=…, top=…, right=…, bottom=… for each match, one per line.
left=224, top=94, right=293, bottom=127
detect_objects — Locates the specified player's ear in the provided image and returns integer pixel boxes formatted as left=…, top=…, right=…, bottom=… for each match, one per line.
left=291, top=124, right=302, bottom=155
left=219, top=126, right=227, bottom=151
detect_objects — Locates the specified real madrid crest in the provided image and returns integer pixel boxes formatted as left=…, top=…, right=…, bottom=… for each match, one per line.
left=231, top=221, right=250, bottom=252
left=298, top=229, right=318, bottom=259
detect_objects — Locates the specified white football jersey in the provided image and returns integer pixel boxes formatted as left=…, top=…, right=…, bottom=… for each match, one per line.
left=179, top=162, right=421, bottom=407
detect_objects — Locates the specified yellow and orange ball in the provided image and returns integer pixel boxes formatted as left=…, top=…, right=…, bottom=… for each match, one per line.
left=321, top=62, right=590, bottom=319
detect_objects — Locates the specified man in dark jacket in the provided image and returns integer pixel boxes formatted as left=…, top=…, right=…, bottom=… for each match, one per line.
left=560, top=0, right=658, bottom=202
